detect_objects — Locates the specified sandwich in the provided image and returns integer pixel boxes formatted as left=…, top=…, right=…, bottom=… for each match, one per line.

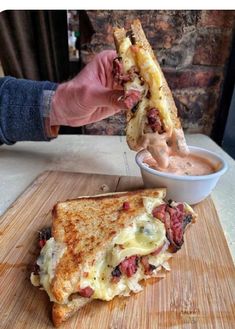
left=30, top=188, right=196, bottom=327
left=113, top=20, right=189, bottom=168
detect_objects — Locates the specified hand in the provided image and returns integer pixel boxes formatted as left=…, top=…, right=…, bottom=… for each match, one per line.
left=50, top=50, right=128, bottom=127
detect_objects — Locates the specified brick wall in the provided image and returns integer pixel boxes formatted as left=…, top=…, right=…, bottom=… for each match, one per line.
left=80, top=10, right=235, bottom=135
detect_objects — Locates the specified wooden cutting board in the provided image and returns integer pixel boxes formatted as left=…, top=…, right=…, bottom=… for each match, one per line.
left=0, top=171, right=234, bottom=329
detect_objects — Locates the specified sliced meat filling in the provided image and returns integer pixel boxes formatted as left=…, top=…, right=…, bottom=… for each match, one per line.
left=140, top=256, right=157, bottom=275
left=152, top=203, right=193, bottom=252
left=112, top=57, right=143, bottom=110
left=113, top=57, right=127, bottom=83
left=113, top=57, right=138, bottom=85
left=38, top=227, right=51, bottom=249
left=146, top=108, right=164, bottom=134
left=124, top=90, right=142, bottom=109
left=111, top=256, right=138, bottom=283
left=69, top=286, right=94, bottom=301
left=31, top=227, right=52, bottom=278
left=78, top=286, right=94, bottom=298
left=119, top=255, right=139, bottom=278
left=111, top=241, right=168, bottom=283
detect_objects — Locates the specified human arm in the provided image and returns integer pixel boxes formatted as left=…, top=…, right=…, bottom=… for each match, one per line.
left=0, top=76, right=58, bottom=144
left=0, top=50, right=133, bottom=145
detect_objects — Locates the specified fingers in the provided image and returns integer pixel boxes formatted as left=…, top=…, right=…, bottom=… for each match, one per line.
left=94, top=50, right=118, bottom=88
left=88, top=106, right=123, bottom=123
left=123, top=90, right=142, bottom=109
left=107, top=90, right=128, bottom=111
left=93, top=87, right=128, bottom=111
left=74, top=50, right=118, bottom=86
left=76, top=49, right=123, bottom=92
left=96, top=50, right=117, bottom=62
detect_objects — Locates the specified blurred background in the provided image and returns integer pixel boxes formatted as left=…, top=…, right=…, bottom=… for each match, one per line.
left=0, top=10, right=234, bottom=156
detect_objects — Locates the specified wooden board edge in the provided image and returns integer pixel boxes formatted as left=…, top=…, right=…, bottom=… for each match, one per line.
left=0, top=171, right=141, bottom=223
left=0, top=171, right=52, bottom=223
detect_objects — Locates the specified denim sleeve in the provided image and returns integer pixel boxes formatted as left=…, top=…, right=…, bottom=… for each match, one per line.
left=0, top=76, right=58, bottom=144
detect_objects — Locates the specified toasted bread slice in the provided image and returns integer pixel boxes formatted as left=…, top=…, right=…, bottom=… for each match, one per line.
left=31, top=188, right=196, bottom=327
left=52, top=298, right=91, bottom=328
left=50, top=188, right=166, bottom=304
left=130, top=20, right=181, bottom=130
left=113, top=20, right=188, bottom=162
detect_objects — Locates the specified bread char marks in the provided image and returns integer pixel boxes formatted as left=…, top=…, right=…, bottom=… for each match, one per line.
left=30, top=186, right=198, bottom=327
left=52, top=190, right=166, bottom=257
left=62, top=199, right=144, bottom=252
left=50, top=189, right=166, bottom=302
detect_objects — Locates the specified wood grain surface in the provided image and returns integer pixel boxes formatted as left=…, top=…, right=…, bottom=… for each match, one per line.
left=0, top=171, right=234, bottom=329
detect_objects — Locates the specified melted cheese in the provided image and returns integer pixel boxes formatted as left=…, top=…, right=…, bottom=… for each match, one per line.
left=109, top=213, right=165, bottom=267
left=135, top=47, right=173, bottom=131
left=35, top=238, right=67, bottom=301
left=183, top=202, right=195, bottom=216
left=119, top=37, right=173, bottom=132
left=119, top=37, right=135, bottom=71
left=78, top=197, right=166, bottom=301
left=126, top=97, right=149, bottom=147
left=35, top=197, right=170, bottom=303
left=142, top=196, right=165, bottom=214
left=79, top=249, right=171, bottom=301
left=119, top=38, right=147, bottom=96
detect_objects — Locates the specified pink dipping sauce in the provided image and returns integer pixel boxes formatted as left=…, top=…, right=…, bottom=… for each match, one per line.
left=144, top=153, right=217, bottom=176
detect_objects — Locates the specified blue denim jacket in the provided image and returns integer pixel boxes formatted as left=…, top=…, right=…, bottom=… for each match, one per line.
left=0, top=76, right=58, bottom=144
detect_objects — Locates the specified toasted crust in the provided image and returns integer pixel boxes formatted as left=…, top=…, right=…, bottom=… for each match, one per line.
left=113, top=27, right=126, bottom=52
left=50, top=189, right=166, bottom=304
left=52, top=299, right=92, bottom=327
left=36, top=187, right=197, bottom=327
left=130, top=20, right=156, bottom=62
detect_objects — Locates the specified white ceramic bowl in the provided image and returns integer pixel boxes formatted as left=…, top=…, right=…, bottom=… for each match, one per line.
left=136, top=146, right=228, bottom=205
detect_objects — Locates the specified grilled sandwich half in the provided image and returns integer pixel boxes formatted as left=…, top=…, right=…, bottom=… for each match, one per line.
left=113, top=20, right=189, bottom=167
left=31, top=189, right=196, bottom=327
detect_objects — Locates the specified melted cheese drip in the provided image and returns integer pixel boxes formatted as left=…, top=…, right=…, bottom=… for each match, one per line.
left=35, top=238, right=67, bottom=301
left=78, top=197, right=167, bottom=301
left=34, top=197, right=170, bottom=303
left=119, top=38, right=172, bottom=168
left=80, top=250, right=171, bottom=301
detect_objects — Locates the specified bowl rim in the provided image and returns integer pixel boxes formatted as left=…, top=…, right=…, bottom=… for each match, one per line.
left=135, top=146, right=228, bottom=181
